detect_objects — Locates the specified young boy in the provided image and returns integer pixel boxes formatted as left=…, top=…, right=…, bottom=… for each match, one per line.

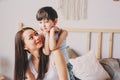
left=36, top=6, right=75, bottom=80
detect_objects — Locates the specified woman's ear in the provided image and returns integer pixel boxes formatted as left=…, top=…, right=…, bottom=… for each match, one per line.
left=54, top=18, right=58, bottom=25
left=24, top=48, right=28, bottom=50
left=24, top=45, right=28, bottom=50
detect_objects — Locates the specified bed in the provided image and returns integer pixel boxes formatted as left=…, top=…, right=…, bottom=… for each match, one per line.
left=63, top=28, right=120, bottom=80
left=18, top=23, right=120, bottom=80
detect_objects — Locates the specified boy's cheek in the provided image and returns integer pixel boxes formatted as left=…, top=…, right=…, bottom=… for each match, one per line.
left=45, top=24, right=50, bottom=27
left=42, top=29, right=48, bottom=32
left=40, top=28, right=47, bottom=32
left=40, top=27, right=43, bottom=31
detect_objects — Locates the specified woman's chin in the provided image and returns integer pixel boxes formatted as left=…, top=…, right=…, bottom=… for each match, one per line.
left=37, top=44, right=43, bottom=48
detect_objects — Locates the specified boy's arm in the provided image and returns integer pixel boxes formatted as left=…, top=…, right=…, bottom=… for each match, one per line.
left=49, top=28, right=68, bottom=50
left=43, top=32, right=50, bottom=55
left=56, top=29, right=68, bottom=49
left=49, top=28, right=57, bottom=50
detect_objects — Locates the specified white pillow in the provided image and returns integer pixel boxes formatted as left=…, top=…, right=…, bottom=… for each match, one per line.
left=70, top=50, right=111, bottom=80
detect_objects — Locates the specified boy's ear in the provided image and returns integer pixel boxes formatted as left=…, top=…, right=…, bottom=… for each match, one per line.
left=54, top=18, right=58, bottom=25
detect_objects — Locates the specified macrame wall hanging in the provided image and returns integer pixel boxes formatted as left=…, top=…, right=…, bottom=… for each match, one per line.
left=58, top=0, right=87, bottom=20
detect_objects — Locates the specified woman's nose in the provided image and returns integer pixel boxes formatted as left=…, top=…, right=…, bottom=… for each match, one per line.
left=39, top=34, right=44, bottom=42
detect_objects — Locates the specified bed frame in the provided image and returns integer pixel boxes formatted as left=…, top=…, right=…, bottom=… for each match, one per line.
left=63, top=28, right=120, bottom=59
left=18, top=23, right=120, bottom=59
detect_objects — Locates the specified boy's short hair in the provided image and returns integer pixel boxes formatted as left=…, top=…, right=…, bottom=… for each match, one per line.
left=36, top=6, right=58, bottom=21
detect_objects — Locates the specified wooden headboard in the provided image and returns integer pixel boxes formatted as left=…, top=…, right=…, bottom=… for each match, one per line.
left=18, top=23, right=120, bottom=59
left=63, top=28, right=120, bottom=59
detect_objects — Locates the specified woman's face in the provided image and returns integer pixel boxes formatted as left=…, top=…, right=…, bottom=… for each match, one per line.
left=23, top=29, right=43, bottom=52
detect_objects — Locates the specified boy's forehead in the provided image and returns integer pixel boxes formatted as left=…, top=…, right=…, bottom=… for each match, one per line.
left=39, top=18, right=51, bottom=21
left=43, top=18, right=49, bottom=20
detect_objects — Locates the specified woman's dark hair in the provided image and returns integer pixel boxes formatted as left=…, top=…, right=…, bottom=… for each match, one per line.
left=36, top=6, right=58, bottom=21
left=14, top=27, right=49, bottom=80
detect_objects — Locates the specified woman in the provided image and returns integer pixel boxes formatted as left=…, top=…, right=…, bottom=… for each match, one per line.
left=14, top=27, right=69, bottom=80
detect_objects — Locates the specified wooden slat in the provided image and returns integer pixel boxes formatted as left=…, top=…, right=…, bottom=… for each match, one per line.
left=87, top=32, right=91, bottom=52
left=97, top=32, right=102, bottom=59
left=18, top=23, right=23, bottom=30
left=63, top=28, right=120, bottom=32
left=108, top=32, right=113, bottom=58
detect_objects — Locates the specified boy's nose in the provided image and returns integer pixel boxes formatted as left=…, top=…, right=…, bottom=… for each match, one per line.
left=42, top=23, right=46, bottom=27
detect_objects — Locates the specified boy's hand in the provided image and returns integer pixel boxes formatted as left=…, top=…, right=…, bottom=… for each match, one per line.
left=50, top=26, right=60, bottom=33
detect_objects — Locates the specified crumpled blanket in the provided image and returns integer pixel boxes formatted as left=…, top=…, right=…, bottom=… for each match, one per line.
left=100, top=58, right=120, bottom=80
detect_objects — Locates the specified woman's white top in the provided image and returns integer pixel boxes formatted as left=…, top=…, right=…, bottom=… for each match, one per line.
left=29, top=54, right=59, bottom=80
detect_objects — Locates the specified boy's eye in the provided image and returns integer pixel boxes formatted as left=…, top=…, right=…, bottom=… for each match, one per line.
left=39, top=22, right=42, bottom=24
left=45, top=21, right=49, bottom=23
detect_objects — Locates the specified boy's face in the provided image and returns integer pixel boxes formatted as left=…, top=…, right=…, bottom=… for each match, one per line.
left=38, top=18, right=55, bottom=32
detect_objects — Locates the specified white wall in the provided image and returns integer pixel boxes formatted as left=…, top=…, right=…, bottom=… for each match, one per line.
left=0, top=0, right=120, bottom=79
left=60, top=0, right=120, bottom=28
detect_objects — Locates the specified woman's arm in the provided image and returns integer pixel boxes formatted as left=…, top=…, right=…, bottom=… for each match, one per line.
left=52, top=49, right=69, bottom=80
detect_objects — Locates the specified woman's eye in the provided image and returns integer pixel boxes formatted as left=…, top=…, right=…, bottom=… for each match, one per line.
left=35, top=32, right=39, bottom=36
left=29, top=36, right=33, bottom=40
